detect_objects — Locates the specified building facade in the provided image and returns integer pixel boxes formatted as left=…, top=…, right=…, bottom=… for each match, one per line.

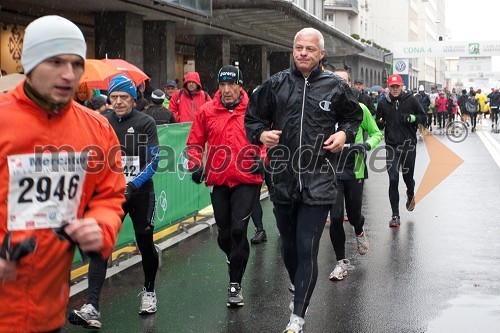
left=0, top=0, right=364, bottom=94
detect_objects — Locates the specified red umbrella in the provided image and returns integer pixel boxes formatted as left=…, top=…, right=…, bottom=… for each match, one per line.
left=101, top=58, right=149, bottom=87
left=79, top=59, right=121, bottom=89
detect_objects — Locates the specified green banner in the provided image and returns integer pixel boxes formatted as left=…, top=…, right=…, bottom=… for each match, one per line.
left=74, top=122, right=211, bottom=263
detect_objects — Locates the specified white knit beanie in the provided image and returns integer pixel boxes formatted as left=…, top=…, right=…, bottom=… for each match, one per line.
left=21, top=15, right=87, bottom=74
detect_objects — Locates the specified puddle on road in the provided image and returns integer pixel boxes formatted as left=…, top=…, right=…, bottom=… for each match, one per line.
left=427, top=294, right=500, bottom=332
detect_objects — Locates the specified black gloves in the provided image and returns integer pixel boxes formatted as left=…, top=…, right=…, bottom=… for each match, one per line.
left=124, top=182, right=137, bottom=201
left=350, top=142, right=371, bottom=153
left=0, top=232, right=36, bottom=262
left=376, top=118, right=385, bottom=130
left=401, top=113, right=415, bottom=123
left=191, top=165, right=205, bottom=184
left=249, top=157, right=265, bottom=174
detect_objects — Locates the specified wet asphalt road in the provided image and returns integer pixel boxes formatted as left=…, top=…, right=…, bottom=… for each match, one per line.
left=64, top=122, right=500, bottom=333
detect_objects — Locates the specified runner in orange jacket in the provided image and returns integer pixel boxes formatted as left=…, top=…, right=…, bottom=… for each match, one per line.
left=0, top=15, right=125, bottom=333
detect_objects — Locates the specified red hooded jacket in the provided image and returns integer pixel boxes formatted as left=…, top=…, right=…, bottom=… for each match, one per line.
left=169, top=72, right=211, bottom=123
left=435, top=96, right=448, bottom=113
left=186, top=89, right=264, bottom=187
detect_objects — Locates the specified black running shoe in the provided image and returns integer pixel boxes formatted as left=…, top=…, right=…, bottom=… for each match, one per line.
left=389, top=215, right=401, bottom=228
left=406, top=192, right=416, bottom=212
left=227, top=282, right=244, bottom=307
left=251, top=230, right=267, bottom=244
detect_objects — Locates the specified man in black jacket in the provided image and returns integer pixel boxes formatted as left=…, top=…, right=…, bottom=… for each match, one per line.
left=144, top=89, right=175, bottom=125
left=245, top=27, right=362, bottom=333
left=353, top=78, right=376, bottom=115
left=414, top=85, right=431, bottom=131
left=376, top=74, right=426, bottom=228
left=487, top=88, right=500, bottom=131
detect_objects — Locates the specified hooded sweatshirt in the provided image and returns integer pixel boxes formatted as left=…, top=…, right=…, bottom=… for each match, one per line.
left=168, top=72, right=211, bottom=122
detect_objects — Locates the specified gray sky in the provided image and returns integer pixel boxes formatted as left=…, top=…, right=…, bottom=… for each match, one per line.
left=445, top=0, right=500, bottom=69
left=445, top=0, right=499, bottom=41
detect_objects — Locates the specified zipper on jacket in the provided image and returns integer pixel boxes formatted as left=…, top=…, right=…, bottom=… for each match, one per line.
left=395, top=99, right=399, bottom=110
left=298, top=78, right=308, bottom=192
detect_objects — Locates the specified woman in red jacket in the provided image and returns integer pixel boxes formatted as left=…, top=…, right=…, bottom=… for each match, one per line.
left=434, top=91, right=448, bottom=129
left=186, top=65, right=262, bottom=308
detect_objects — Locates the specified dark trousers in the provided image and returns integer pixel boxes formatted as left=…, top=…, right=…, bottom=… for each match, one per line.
left=274, top=202, right=330, bottom=318
left=471, top=113, right=478, bottom=128
left=437, top=112, right=446, bottom=128
left=386, top=145, right=416, bottom=216
left=329, top=179, right=365, bottom=261
left=88, top=191, right=159, bottom=309
left=210, top=184, right=260, bottom=284
left=251, top=183, right=264, bottom=231
left=492, top=109, right=499, bottom=126
left=426, top=113, right=433, bottom=129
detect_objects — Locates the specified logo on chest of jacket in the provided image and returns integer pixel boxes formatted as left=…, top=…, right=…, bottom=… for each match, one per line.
left=319, top=100, right=331, bottom=112
left=127, top=127, right=135, bottom=133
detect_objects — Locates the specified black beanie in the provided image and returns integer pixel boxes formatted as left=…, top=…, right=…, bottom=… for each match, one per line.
left=218, top=65, right=243, bottom=85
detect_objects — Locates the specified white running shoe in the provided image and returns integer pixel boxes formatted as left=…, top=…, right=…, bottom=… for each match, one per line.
left=138, top=288, right=157, bottom=314
left=356, top=230, right=369, bottom=255
left=329, top=259, right=353, bottom=281
left=69, top=303, right=101, bottom=329
left=283, top=314, right=305, bottom=333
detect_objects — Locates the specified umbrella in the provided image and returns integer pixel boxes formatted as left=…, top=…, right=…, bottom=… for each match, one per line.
left=0, top=73, right=25, bottom=92
left=101, top=58, right=149, bottom=87
left=368, top=85, right=385, bottom=92
left=79, top=59, right=121, bottom=89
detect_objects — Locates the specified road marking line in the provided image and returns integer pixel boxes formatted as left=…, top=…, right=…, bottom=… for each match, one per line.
left=477, top=131, right=500, bottom=168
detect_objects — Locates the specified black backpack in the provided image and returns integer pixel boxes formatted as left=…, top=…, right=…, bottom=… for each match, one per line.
left=466, top=99, right=477, bottom=113
left=447, top=98, right=454, bottom=112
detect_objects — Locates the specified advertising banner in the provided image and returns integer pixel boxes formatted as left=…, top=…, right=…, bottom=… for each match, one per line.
left=393, top=41, right=500, bottom=58
left=73, top=123, right=212, bottom=263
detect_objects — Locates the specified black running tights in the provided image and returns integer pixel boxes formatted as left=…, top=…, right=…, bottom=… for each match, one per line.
left=274, top=202, right=330, bottom=318
left=210, top=183, right=260, bottom=284
left=251, top=183, right=264, bottom=231
left=386, top=146, right=416, bottom=216
left=330, top=179, right=365, bottom=261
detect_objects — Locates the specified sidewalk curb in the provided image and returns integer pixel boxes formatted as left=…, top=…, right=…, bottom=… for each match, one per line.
left=69, top=191, right=269, bottom=297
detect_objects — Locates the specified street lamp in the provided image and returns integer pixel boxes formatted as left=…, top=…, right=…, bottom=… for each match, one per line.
left=434, top=20, right=442, bottom=87
left=434, top=36, right=443, bottom=88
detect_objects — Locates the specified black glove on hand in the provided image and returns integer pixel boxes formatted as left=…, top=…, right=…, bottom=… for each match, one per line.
left=351, top=142, right=371, bottom=153
left=191, top=165, right=205, bottom=184
left=401, top=113, right=412, bottom=123
left=124, top=182, right=137, bottom=201
left=249, top=157, right=265, bottom=174
left=0, top=232, right=36, bottom=262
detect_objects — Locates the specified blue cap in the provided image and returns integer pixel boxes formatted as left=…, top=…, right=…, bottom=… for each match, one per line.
left=164, top=80, right=178, bottom=88
left=108, top=74, right=137, bottom=100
